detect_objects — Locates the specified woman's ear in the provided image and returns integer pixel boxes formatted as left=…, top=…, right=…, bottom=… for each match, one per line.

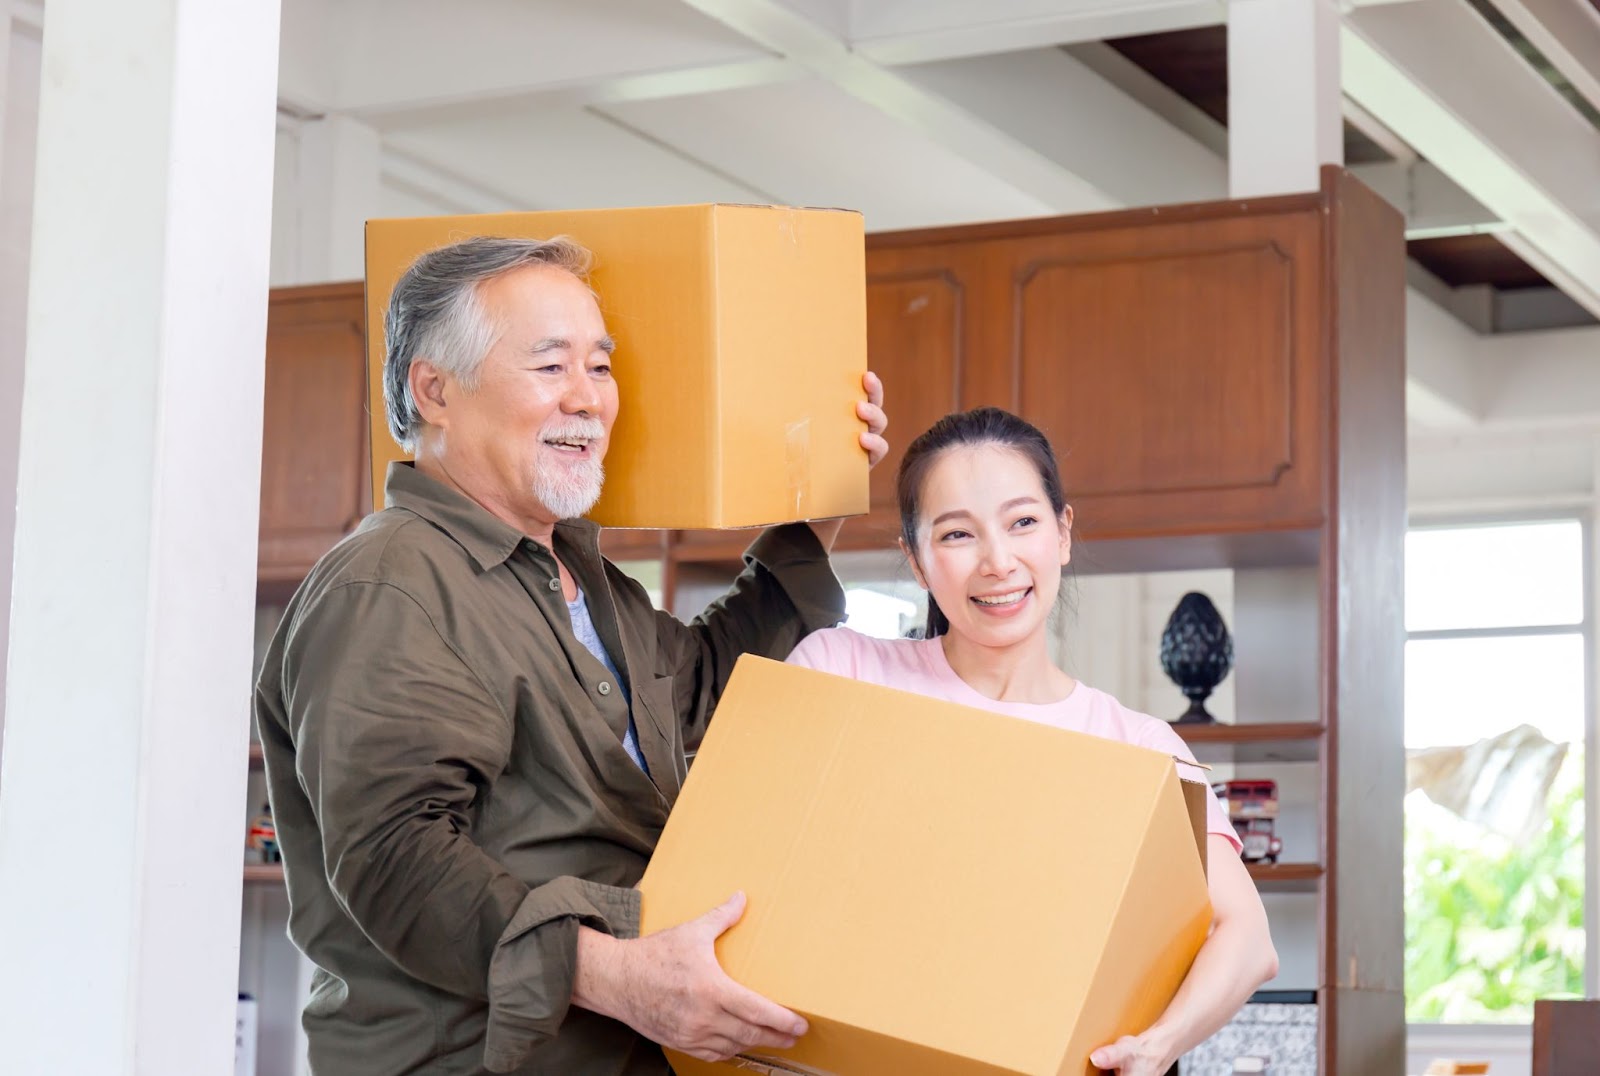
left=899, top=536, right=930, bottom=591
left=1059, top=504, right=1074, bottom=567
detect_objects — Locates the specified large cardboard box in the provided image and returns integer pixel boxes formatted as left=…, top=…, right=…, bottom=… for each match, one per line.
left=364, top=205, right=869, bottom=529
left=638, top=657, right=1212, bottom=1076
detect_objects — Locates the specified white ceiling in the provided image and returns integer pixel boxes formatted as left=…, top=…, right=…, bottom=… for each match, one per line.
left=273, top=0, right=1600, bottom=447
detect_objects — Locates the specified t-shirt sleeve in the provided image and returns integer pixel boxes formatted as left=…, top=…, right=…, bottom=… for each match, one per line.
left=1135, top=719, right=1244, bottom=855
left=785, top=626, right=857, bottom=676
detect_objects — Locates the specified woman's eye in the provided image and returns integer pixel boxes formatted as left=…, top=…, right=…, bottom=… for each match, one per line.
left=939, top=529, right=971, bottom=542
left=1013, top=516, right=1038, bottom=529
left=592, top=364, right=612, bottom=378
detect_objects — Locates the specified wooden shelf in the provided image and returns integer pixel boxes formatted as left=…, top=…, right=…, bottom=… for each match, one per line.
left=242, top=863, right=284, bottom=885
left=1247, top=862, right=1323, bottom=894
left=1174, top=721, right=1324, bottom=764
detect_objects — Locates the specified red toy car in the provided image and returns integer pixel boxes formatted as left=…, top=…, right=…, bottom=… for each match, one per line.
left=1212, top=779, right=1284, bottom=864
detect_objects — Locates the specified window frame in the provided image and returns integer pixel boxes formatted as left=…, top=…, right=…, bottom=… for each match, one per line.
left=1402, top=509, right=1599, bottom=1020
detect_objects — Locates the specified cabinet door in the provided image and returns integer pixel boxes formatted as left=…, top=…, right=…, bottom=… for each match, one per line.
left=259, top=284, right=370, bottom=583
left=838, top=246, right=976, bottom=551
left=998, top=208, right=1325, bottom=541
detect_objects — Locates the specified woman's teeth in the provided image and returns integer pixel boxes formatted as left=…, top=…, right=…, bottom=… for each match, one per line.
left=971, top=590, right=1028, bottom=607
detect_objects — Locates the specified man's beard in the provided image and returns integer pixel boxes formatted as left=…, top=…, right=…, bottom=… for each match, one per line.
left=534, top=457, right=603, bottom=520
left=534, top=418, right=606, bottom=520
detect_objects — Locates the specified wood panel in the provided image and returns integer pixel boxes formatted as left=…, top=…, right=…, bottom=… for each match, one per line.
left=1001, top=208, right=1324, bottom=540
left=259, top=283, right=370, bottom=583
left=1533, top=999, right=1600, bottom=1076
left=1014, top=242, right=1295, bottom=496
left=1321, top=167, right=1408, bottom=1076
left=863, top=264, right=964, bottom=512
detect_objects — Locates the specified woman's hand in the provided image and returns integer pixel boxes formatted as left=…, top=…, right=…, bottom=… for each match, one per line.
left=1090, top=1031, right=1177, bottom=1075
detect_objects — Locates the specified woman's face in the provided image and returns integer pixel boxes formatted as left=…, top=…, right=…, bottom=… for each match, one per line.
left=908, top=443, right=1072, bottom=650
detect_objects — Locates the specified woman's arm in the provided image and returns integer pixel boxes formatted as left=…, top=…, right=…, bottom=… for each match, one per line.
left=1089, top=835, right=1279, bottom=1074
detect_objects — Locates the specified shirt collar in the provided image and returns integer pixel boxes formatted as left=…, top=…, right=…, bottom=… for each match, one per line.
left=382, top=461, right=604, bottom=573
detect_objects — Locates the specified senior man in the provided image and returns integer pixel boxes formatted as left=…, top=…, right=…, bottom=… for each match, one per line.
left=254, top=235, right=887, bottom=1075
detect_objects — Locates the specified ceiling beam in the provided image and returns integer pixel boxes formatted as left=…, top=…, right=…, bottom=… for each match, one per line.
left=675, top=0, right=1118, bottom=212
left=1489, top=0, right=1600, bottom=120
left=378, top=147, right=525, bottom=216
left=1478, top=323, right=1600, bottom=431
left=1344, top=0, right=1600, bottom=319
left=348, top=58, right=806, bottom=132
left=892, top=47, right=1226, bottom=207
left=849, top=0, right=1226, bottom=66
left=1348, top=161, right=1501, bottom=239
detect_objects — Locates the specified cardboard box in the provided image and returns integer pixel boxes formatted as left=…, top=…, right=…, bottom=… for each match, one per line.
left=638, top=657, right=1213, bottom=1076
left=364, top=205, right=869, bottom=529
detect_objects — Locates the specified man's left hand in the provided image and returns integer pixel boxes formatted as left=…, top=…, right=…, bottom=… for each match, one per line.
left=858, top=370, right=888, bottom=469
left=1089, top=1033, right=1176, bottom=1075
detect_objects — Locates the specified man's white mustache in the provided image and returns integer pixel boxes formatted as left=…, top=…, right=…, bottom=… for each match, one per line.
left=543, top=418, right=606, bottom=442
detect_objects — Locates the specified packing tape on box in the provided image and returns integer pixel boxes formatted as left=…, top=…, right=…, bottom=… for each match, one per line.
left=785, top=419, right=811, bottom=518
left=730, top=1054, right=836, bottom=1076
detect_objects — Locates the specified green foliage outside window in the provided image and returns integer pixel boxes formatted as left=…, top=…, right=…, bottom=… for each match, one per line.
left=1404, top=749, right=1585, bottom=1022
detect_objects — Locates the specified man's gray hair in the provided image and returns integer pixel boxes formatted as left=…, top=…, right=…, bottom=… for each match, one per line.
left=382, top=235, right=594, bottom=450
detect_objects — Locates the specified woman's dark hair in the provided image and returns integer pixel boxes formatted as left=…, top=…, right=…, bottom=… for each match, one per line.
left=896, top=407, right=1069, bottom=638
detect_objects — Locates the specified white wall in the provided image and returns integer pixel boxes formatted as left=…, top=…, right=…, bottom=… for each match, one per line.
left=0, top=2, right=42, bottom=775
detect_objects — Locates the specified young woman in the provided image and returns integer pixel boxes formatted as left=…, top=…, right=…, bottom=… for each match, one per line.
left=787, top=407, right=1278, bottom=1076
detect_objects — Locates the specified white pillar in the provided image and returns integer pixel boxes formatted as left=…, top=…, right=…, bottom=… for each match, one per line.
left=0, top=0, right=43, bottom=768
left=1227, top=0, right=1344, bottom=197
left=0, top=0, right=280, bottom=1073
left=294, top=113, right=381, bottom=282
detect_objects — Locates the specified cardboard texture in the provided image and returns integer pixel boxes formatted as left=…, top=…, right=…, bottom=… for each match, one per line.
left=638, top=657, right=1213, bottom=1076
left=363, top=205, right=869, bottom=529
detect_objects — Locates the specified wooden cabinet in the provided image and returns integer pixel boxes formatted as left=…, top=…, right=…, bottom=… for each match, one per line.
left=259, top=283, right=371, bottom=587
left=863, top=189, right=1334, bottom=546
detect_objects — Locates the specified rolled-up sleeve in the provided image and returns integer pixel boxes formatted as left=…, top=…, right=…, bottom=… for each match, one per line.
left=282, top=579, right=638, bottom=1070
left=655, top=523, right=846, bottom=748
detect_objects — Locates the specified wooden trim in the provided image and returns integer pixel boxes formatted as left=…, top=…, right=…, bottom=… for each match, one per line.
left=267, top=280, right=363, bottom=304
left=1247, top=862, right=1323, bottom=894
left=242, top=864, right=284, bottom=885
left=867, top=189, right=1324, bottom=250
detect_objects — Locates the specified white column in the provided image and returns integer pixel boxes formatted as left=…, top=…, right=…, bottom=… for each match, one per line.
left=1227, top=0, right=1344, bottom=197
left=0, top=0, right=280, bottom=1073
left=0, top=0, right=43, bottom=769
left=294, top=113, right=381, bottom=283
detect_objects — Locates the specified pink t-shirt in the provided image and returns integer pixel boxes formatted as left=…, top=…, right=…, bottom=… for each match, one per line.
left=787, top=627, right=1242, bottom=854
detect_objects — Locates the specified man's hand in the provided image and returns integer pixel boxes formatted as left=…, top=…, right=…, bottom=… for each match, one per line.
left=858, top=370, right=889, bottom=470
left=1089, top=1031, right=1178, bottom=1075
left=572, top=892, right=807, bottom=1063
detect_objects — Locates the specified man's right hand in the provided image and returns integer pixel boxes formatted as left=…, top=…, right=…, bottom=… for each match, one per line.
left=571, top=891, right=808, bottom=1063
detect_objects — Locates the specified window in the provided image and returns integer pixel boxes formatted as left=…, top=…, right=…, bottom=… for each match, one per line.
left=1404, top=519, right=1591, bottom=1022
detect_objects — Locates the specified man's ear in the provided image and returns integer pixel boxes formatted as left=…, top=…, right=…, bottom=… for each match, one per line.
left=1059, top=503, right=1074, bottom=567
left=899, top=536, right=930, bottom=591
left=410, top=359, right=451, bottom=430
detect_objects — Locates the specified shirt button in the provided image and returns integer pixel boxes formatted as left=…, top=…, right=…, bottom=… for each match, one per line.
left=598, top=681, right=612, bottom=696
left=547, top=577, right=561, bottom=592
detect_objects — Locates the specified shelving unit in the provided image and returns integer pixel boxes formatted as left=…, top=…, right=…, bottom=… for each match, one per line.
left=1247, top=862, right=1323, bottom=895
left=1173, top=721, right=1324, bottom=765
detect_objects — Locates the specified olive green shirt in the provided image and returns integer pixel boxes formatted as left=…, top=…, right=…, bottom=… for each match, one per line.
left=254, top=462, right=846, bottom=1075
